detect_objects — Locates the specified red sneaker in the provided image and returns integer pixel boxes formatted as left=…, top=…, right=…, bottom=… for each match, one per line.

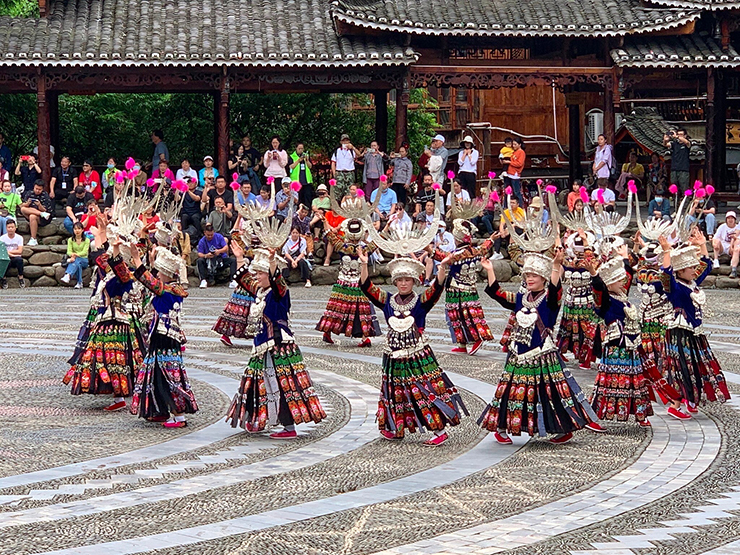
left=548, top=432, right=573, bottom=444
left=424, top=433, right=448, bottom=446
left=469, top=340, right=484, bottom=356
left=220, top=335, right=233, bottom=347
left=668, top=406, right=691, bottom=420
left=162, top=420, right=187, bottom=428
left=269, top=429, right=297, bottom=439
left=585, top=422, right=607, bottom=433
left=493, top=431, right=513, bottom=445
left=322, top=332, right=335, bottom=345
left=684, top=400, right=698, bottom=414
left=380, top=430, right=400, bottom=440
left=147, top=415, right=169, bottom=423
left=103, top=401, right=126, bottom=412
left=357, top=338, right=371, bottom=348
left=451, top=346, right=467, bottom=354
left=579, top=364, right=592, bottom=371
left=639, top=419, right=652, bottom=427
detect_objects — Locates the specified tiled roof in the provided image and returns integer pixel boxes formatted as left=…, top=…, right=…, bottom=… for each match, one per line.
left=0, top=0, right=418, bottom=68
left=612, top=34, right=740, bottom=68
left=618, top=107, right=705, bottom=160
left=331, top=0, right=702, bottom=37
left=644, top=0, right=739, bottom=10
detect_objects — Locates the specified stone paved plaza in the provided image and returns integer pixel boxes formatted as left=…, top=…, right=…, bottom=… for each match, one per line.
left=2, top=285, right=740, bottom=555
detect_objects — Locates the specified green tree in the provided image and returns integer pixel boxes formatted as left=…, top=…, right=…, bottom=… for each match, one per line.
left=0, top=0, right=38, bottom=17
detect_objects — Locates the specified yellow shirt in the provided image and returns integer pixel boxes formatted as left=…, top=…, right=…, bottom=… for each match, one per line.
left=621, top=162, right=645, bottom=179
left=499, top=146, right=514, bottom=161
left=503, top=207, right=525, bottom=223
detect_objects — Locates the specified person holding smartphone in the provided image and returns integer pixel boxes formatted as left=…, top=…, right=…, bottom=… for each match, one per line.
left=15, top=153, right=42, bottom=192
left=262, top=135, right=289, bottom=184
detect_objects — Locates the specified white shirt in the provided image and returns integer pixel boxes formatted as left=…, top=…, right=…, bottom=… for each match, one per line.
left=435, top=231, right=456, bottom=253
left=331, top=147, right=355, bottom=171
left=176, top=168, right=198, bottom=182
left=458, top=148, right=479, bottom=173
left=446, top=189, right=471, bottom=207
left=388, top=210, right=412, bottom=230
left=594, top=144, right=613, bottom=179
left=716, top=223, right=738, bottom=245
left=282, top=236, right=307, bottom=257
left=0, top=232, right=23, bottom=255
left=590, top=187, right=615, bottom=204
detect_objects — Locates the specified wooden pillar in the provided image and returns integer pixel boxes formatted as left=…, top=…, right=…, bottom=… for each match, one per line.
left=395, top=75, right=409, bottom=150
left=706, top=68, right=727, bottom=189
left=482, top=127, right=492, bottom=185
left=48, top=91, right=59, bottom=167
left=212, top=92, right=219, bottom=162
left=567, top=102, right=583, bottom=182
left=36, top=70, right=52, bottom=187
left=603, top=86, right=615, bottom=146
left=216, top=76, right=230, bottom=176
left=374, top=90, right=388, bottom=151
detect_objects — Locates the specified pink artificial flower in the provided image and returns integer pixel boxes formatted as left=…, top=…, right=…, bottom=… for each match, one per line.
left=695, top=188, right=706, bottom=199
left=627, top=180, right=637, bottom=194
left=491, top=191, right=500, bottom=203
left=232, top=172, right=239, bottom=182
left=505, top=186, right=512, bottom=196
left=329, top=178, right=337, bottom=187
left=266, top=176, right=275, bottom=185
left=230, top=181, right=240, bottom=191
left=669, top=184, right=678, bottom=195
left=432, top=182, right=441, bottom=190
left=115, top=171, right=125, bottom=184
left=447, top=170, right=455, bottom=180
left=146, top=178, right=155, bottom=188
left=380, top=174, right=388, bottom=183
left=356, top=189, right=365, bottom=198
left=706, top=184, right=716, bottom=195
left=125, top=157, right=136, bottom=171
left=597, top=190, right=605, bottom=204
left=536, top=179, right=543, bottom=186
left=545, top=185, right=557, bottom=195
left=684, top=189, right=693, bottom=197
left=128, top=170, right=139, bottom=180
left=579, top=186, right=589, bottom=204
left=693, top=180, right=702, bottom=190
left=488, top=171, right=496, bottom=180
left=291, top=181, right=302, bottom=192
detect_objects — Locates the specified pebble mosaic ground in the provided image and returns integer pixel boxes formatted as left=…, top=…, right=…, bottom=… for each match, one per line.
left=1, top=286, right=740, bottom=555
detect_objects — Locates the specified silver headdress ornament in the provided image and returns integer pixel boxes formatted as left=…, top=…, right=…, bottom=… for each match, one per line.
left=598, top=257, right=627, bottom=286
left=672, top=183, right=714, bottom=245
left=448, top=195, right=486, bottom=242
left=634, top=191, right=677, bottom=242
left=233, top=178, right=275, bottom=222
left=386, top=257, right=426, bottom=284
left=244, top=177, right=293, bottom=271
left=107, top=178, right=163, bottom=260
left=589, top=183, right=634, bottom=258
left=250, top=247, right=279, bottom=274
left=671, top=244, right=701, bottom=271
left=548, top=185, right=594, bottom=232
left=497, top=186, right=558, bottom=253
left=520, top=252, right=554, bottom=281
left=152, top=247, right=183, bottom=279
left=329, top=186, right=379, bottom=242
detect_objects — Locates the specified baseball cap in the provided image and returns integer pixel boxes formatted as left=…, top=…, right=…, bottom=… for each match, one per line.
left=433, top=134, right=446, bottom=143
left=439, top=221, right=447, bottom=228
left=281, top=176, right=292, bottom=184
left=340, top=134, right=350, bottom=141
left=203, top=155, right=214, bottom=161
left=316, top=184, right=328, bottom=193
left=727, top=211, right=737, bottom=220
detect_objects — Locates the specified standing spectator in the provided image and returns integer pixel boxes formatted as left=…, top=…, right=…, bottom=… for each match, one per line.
left=508, top=137, right=526, bottom=205
left=236, top=181, right=257, bottom=205
left=199, top=155, right=219, bottom=187
left=64, top=185, right=95, bottom=234
left=712, top=211, right=740, bottom=276
left=0, top=219, right=24, bottom=289
left=289, top=142, right=314, bottom=208
left=370, top=178, right=398, bottom=230
left=15, top=153, right=41, bottom=192
left=688, top=196, right=717, bottom=238
left=50, top=156, right=79, bottom=203
left=33, top=144, right=56, bottom=168
left=101, top=157, right=122, bottom=198
left=240, top=135, right=262, bottom=189
left=78, top=160, right=102, bottom=201
left=150, top=129, right=169, bottom=170
left=499, top=137, right=514, bottom=188
left=331, top=134, right=360, bottom=199
left=20, top=180, right=53, bottom=246
left=0, top=132, right=12, bottom=172
left=282, top=226, right=312, bottom=287
left=445, top=177, right=471, bottom=209
left=424, top=134, right=449, bottom=185
left=176, top=159, right=198, bottom=183
left=201, top=175, right=234, bottom=215
left=0, top=179, right=21, bottom=235
left=592, top=134, right=613, bottom=184
left=196, top=223, right=237, bottom=288
left=590, top=178, right=616, bottom=212
left=647, top=152, right=667, bottom=202
left=60, top=221, right=90, bottom=288
left=615, top=151, right=644, bottom=199
left=206, top=197, right=233, bottom=237
left=457, top=135, right=479, bottom=198
left=262, top=136, right=289, bottom=184
left=0, top=159, right=9, bottom=184
left=647, top=187, right=671, bottom=221
left=663, top=128, right=691, bottom=194
left=362, top=140, right=386, bottom=198
left=180, top=177, right=203, bottom=241
left=566, top=180, right=583, bottom=212
left=275, top=177, right=299, bottom=223
left=390, top=145, right=413, bottom=204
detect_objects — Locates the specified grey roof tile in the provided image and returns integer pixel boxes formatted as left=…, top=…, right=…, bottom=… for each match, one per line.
left=330, top=0, right=702, bottom=37
left=0, top=0, right=418, bottom=68
left=643, top=0, right=739, bottom=9
left=619, top=107, right=705, bottom=160
left=612, top=34, right=740, bottom=68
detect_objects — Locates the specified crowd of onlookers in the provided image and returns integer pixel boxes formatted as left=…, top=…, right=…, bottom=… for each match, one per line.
left=1, top=126, right=738, bottom=289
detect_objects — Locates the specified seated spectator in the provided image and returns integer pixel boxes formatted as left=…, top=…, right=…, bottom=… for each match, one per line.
left=566, top=180, right=583, bottom=212
left=647, top=188, right=671, bottom=222
left=712, top=211, right=740, bottom=276
left=60, top=221, right=90, bottom=288
left=615, top=151, right=644, bottom=199
left=341, top=183, right=362, bottom=206
left=590, top=179, right=616, bottom=212
left=236, top=181, right=257, bottom=206
left=0, top=179, right=22, bottom=235
left=15, top=154, right=41, bottom=193
left=415, top=200, right=437, bottom=230
left=176, top=159, right=198, bottom=183
left=0, top=219, right=24, bottom=288
left=196, top=223, right=237, bottom=288
left=311, top=184, right=331, bottom=237
left=421, top=221, right=456, bottom=284
left=387, top=202, right=412, bottom=231
left=50, top=156, right=78, bottom=204
left=254, top=185, right=273, bottom=213
left=102, top=157, right=121, bottom=198
left=688, top=196, right=717, bottom=238
left=79, top=199, right=101, bottom=237
left=370, top=178, right=398, bottom=230
left=202, top=175, right=234, bottom=215
left=282, top=226, right=312, bottom=287
left=151, top=160, right=174, bottom=192
left=414, top=173, right=444, bottom=217
left=207, top=196, right=233, bottom=237
left=64, top=185, right=95, bottom=234
left=292, top=203, right=320, bottom=254
left=19, top=180, right=53, bottom=246
left=445, top=177, right=470, bottom=209
left=179, top=177, right=203, bottom=242
left=496, top=196, right=525, bottom=257
left=275, top=177, right=299, bottom=223
left=138, top=206, right=160, bottom=238
left=79, top=160, right=102, bottom=201
left=473, top=186, right=499, bottom=235
left=198, top=155, right=219, bottom=187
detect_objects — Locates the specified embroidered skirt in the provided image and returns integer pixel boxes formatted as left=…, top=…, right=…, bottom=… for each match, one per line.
left=665, top=328, right=730, bottom=405
left=212, top=285, right=254, bottom=339
left=640, top=319, right=668, bottom=376
left=556, top=292, right=601, bottom=367
left=445, top=286, right=494, bottom=345
left=63, top=319, right=144, bottom=397
left=378, top=345, right=468, bottom=437
left=315, top=279, right=382, bottom=338
left=130, top=334, right=198, bottom=419
left=226, top=342, right=326, bottom=431
left=590, top=345, right=653, bottom=422
left=478, top=350, right=597, bottom=437
left=67, top=306, right=100, bottom=366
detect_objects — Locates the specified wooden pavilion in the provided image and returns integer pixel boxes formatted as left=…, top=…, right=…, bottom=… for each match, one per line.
left=0, top=0, right=738, bottom=190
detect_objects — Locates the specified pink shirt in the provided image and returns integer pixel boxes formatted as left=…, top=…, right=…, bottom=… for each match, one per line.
left=263, top=150, right=289, bottom=178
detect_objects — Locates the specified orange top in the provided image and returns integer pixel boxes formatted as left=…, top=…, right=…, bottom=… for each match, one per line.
left=509, top=149, right=526, bottom=176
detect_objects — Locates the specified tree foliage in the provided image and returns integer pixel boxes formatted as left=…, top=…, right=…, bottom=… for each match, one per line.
left=0, top=0, right=38, bottom=17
